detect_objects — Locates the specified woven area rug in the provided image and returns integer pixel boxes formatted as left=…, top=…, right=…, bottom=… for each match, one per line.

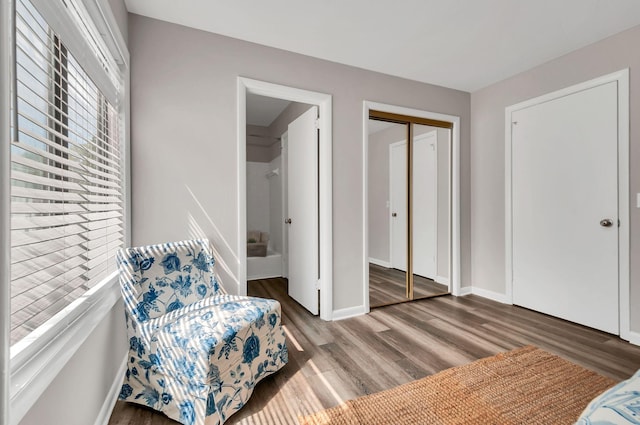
left=299, top=346, right=616, bottom=425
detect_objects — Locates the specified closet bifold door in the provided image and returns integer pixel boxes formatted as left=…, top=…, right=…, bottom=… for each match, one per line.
left=368, top=111, right=452, bottom=306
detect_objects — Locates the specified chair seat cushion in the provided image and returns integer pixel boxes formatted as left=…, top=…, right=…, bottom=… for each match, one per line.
left=122, top=294, right=288, bottom=425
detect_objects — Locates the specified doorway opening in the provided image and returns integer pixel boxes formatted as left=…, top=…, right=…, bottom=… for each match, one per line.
left=363, top=102, right=461, bottom=312
left=238, top=78, right=333, bottom=320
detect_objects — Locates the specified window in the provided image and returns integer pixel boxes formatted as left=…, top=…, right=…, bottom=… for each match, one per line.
left=10, top=0, right=125, bottom=345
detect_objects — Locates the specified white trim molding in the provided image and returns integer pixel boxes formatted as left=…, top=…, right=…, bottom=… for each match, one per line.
left=9, top=273, right=121, bottom=425
left=0, top=0, right=14, bottom=423
left=369, top=258, right=391, bottom=268
left=435, top=276, right=450, bottom=286
left=95, top=353, right=128, bottom=425
left=627, top=331, right=640, bottom=347
left=237, top=78, right=333, bottom=321
left=468, top=286, right=511, bottom=304
left=332, top=305, right=367, bottom=321
left=505, top=69, right=630, bottom=340
left=458, top=287, right=472, bottom=296
left=362, top=101, right=462, bottom=315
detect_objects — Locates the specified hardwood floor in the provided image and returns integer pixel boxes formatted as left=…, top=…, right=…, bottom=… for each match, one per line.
left=108, top=278, right=640, bottom=425
left=369, top=263, right=449, bottom=307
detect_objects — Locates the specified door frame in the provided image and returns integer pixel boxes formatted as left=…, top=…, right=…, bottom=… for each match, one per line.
left=238, top=77, right=333, bottom=321
left=362, top=101, right=462, bottom=313
left=280, top=131, right=289, bottom=279
left=505, top=69, right=630, bottom=340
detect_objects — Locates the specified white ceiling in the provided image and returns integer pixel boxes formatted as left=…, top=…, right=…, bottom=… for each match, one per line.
left=124, top=0, right=640, bottom=92
left=246, top=93, right=291, bottom=127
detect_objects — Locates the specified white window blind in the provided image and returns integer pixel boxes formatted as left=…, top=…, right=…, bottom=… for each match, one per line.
left=10, top=0, right=124, bottom=345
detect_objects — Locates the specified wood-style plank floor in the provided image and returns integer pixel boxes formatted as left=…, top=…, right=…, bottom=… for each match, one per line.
left=108, top=278, right=640, bottom=425
left=369, top=263, right=449, bottom=307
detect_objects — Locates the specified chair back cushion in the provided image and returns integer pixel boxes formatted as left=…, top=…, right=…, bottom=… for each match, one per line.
left=117, top=239, right=221, bottom=322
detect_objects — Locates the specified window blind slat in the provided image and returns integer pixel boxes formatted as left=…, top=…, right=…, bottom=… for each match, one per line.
left=11, top=256, right=87, bottom=297
left=79, top=184, right=121, bottom=196
left=12, top=278, right=88, bottom=334
left=11, top=169, right=86, bottom=192
left=16, top=116, right=85, bottom=161
left=81, top=202, right=121, bottom=212
left=11, top=223, right=86, bottom=248
left=11, top=234, right=86, bottom=264
left=84, top=225, right=122, bottom=243
left=80, top=217, right=121, bottom=231
left=11, top=267, right=87, bottom=315
left=79, top=165, right=121, bottom=182
left=17, top=89, right=122, bottom=165
left=80, top=210, right=121, bottom=222
left=11, top=0, right=125, bottom=346
left=11, top=186, right=86, bottom=202
left=11, top=244, right=86, bottom=281
left=11, top=202, right=86, bottom=214
left=18, top=87, right=123, bottom=166
left=12, top=141, right=86, bottom=173
left=82, top=155, right=121, bottom=177
left=83, top=175, right=121, bottom=189
left=82, top=194, right=121, bottom=204
left=11, top=213, right=86, bottom=230
left=12, top=152, right=85, bottom=181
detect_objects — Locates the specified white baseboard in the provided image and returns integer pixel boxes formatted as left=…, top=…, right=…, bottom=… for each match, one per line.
left=458, top=286, right=472, bottom=296
left=332, top=305, right=366, bottom=321
left=95, top=353, right=128, bottom=425
left=626, top=330, right=640, bottom=347
left=247, top=273, right=282, bottom=281
left=461, top=286, right=511, bottom=304
left=435, top=275, right=449, bottom=286
left=369, top=257, right=391, bottom=268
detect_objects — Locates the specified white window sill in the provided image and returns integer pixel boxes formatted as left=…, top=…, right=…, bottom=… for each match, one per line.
left=9, top=272, right=121, bottom=425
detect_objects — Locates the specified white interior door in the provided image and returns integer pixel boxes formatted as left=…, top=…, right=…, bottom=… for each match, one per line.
left=413, top=132, right=437, bottom=279
left=511, top=81, right=619, bottom=334
left=390, top=141, right=407, bottom=271
left=287, top=106, right=319, bottom=315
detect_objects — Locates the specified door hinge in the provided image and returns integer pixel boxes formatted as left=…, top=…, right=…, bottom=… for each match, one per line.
left=315, top=279, right=321, bottom=290
left=314, top=118, right=320, bottom=130
left=618, top=219, right=621, bottom=227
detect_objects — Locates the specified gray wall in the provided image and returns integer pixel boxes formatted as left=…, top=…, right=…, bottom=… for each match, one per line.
left=246, top=102, right=313, bottom=163
left=246, top=125, right=272, bottom=163
left=470, top=24, right=640, bottom=332
left=128, top=14, right=471, bottom=311
left=18, top=302, right=126, bottom=425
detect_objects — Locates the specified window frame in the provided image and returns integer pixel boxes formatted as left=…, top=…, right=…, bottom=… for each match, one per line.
left=4, top=0, right=130, bottom=423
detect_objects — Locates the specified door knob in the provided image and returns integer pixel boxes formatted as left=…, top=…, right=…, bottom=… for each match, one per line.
left=600, top=218, right=613, bottom=227
left=392, top=213, right=397, bottom=217
left=285, top=218, right=292, bottom=224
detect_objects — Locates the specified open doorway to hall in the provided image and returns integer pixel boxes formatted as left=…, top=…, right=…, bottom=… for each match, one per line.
left=238, top=78, right=333, bottom=320
left=244, top=93, right=318, bottom=312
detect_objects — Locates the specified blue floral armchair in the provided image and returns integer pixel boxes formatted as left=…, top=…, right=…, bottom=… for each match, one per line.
left=117, top=239, right=288, bottom=425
